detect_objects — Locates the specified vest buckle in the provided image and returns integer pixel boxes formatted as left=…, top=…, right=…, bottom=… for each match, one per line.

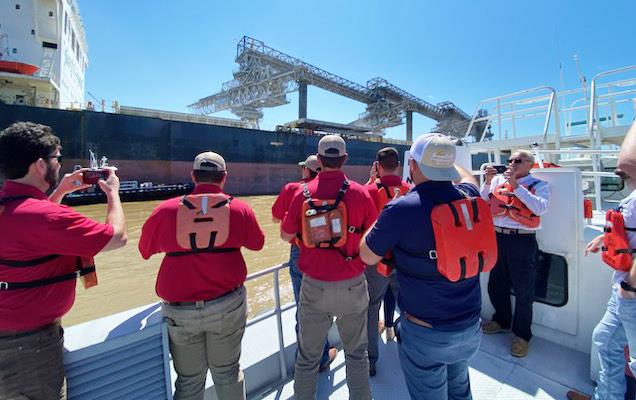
left=429, top=250, right=437, bottom=260
left=0, top=282, right=8, bottom=291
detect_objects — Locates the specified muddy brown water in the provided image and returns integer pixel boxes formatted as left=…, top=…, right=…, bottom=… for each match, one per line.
left=63, top=196, right=295, bottom=326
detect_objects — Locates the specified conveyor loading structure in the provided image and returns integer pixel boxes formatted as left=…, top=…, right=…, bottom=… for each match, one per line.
left=189, top=36, right=479, bottom=140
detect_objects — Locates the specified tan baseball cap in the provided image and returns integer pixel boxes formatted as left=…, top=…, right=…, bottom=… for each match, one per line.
left=318, top=135, right=346, bottom=158
left=298, top=155, right=320, bottom=172
left=193, top=151, right=226, bottom=172
left=409, top=133, right=459, bottom=181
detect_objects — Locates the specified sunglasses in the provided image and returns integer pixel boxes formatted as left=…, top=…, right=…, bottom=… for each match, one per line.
left=45, top=155, right=64, bottom=164
left=507, top=158, right=525, bottom=164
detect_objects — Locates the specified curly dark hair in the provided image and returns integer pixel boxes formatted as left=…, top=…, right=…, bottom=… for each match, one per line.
left=0, top=122, right=61, bottom=179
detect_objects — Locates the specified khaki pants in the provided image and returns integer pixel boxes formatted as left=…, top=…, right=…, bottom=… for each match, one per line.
left=162, top=286, right=247, bottom=400
left=294, top=274, right=371, bottom=400
left=0, top=323, right=66, bottom=400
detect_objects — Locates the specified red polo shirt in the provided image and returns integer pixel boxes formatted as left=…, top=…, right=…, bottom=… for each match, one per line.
left=271, top=177, right=312, bottom=221
left=281, top=170, right=377, bottom=281
left=364, top=175, right=411, bottom=212
left=0, top=181, right=114, bottom=331
left=139, top=184, right=265, bottom=302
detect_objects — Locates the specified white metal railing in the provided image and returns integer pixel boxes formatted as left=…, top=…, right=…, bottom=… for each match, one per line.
left=244, top=262, right=294, bottom=381
left=463, top=86, right=560, bottom=144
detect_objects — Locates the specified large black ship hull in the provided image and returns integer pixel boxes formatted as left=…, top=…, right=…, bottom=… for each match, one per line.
left=0, top=104, right=410, bottom=194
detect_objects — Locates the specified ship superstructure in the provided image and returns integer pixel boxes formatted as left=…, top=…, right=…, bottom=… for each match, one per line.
left=0, top=0, right=87, bottom=109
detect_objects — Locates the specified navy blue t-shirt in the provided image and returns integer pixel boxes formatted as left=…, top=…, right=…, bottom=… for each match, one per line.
left=365, top=180, right=481, bottom=331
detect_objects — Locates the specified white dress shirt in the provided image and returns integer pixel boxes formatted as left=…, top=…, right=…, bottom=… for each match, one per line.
left=612, top=189, right=636, bottom=288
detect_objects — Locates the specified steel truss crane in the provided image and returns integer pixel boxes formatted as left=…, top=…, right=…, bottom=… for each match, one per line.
left=189, top=36, right=478, bottom=139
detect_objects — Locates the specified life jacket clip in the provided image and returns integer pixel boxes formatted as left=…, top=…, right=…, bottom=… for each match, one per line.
left=429, top=250, right=438, bottom=260
left=0, top=282, right=8, bottom=291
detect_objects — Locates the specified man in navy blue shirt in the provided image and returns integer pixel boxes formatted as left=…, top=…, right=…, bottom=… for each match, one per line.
left=360, top=133, right=483, bottom=400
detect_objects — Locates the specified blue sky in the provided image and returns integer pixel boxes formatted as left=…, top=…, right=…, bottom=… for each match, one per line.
left=80, top=0, right=635, bottom=140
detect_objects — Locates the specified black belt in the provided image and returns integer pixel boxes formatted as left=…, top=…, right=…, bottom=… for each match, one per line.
left=165, top=286, right=241, bottom=308
left=494, top=226, right=536, bottom=235
left=0, top=322, right=60, bottom=339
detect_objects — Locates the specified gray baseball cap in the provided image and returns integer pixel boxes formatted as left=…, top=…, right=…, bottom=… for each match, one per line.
left=318, top=135, right=346, bottom=158
left=193, top=151, right=226, bottom=172
left=409, top=133, right=459, bottom=181
left=298, top=155, right=320, bottom=172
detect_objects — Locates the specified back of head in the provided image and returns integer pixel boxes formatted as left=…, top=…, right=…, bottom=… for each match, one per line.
left=409, top=133, right=459, bottom=182
left=317, top=135, right=347, bottom=169
left=376, top=147, right=400, bottom=172
left=0, top=122, right=60, bottom=180
left=192, top=151, right=226, bottom=184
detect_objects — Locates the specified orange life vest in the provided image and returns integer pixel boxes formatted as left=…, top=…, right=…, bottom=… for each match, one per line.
left=375, top=181, right=411, bottom=213
left=171, top=193, right=236, bottom=255
left=602, top=208, right=636, bottom=271
left=431, top=197, right=498, bottom=282
left=488, top=181, right=541, bottom=228
left=375, top=181, right=411, bottom=276
left=0, top=196, right=97, bottom=290
left=300, top=180, right=362, bottom=250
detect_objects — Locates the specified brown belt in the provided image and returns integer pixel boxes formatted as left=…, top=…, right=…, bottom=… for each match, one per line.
left=405, top=313, right=433, bottom=329
left=494, top=226, right=536, bottom=235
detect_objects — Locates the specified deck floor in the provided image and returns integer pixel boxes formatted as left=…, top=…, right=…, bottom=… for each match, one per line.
left=259, top=329, right=595, bottom=400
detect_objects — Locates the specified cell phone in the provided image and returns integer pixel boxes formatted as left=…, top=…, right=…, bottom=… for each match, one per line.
left=82, top=169, right=110, bottom=184
left=492, top=165, right=508, bottom=174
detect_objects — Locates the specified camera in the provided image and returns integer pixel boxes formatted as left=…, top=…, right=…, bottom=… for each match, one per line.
left=492, top=165, right=508, bottom=174
left=82, top=169, right=110, bottom=184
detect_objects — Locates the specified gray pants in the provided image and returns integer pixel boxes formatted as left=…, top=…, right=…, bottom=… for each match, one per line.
left=294, top=274, right=371, bottom=400
left=0, top=323, right=66, bottom=400
left=162, top=286, right=247, bottom=400
left=365, top=265, right=399, bottom=368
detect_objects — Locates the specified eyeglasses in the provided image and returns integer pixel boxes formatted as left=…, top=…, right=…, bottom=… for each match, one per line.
left=45, top=155, right=64, bottom=164
left=507, top=158, right=525, bottom=164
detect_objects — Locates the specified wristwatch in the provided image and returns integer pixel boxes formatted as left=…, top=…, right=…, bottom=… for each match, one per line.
left=621, top=280, right=636, bottom=293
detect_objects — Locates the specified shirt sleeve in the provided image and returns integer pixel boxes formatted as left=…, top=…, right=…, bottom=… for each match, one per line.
left=271, top=184, right=291, bottom=221
left=138, top=203, right=167, bottom=260
left=514, top=180, right=550, bottom=216
left=480, top=175, right=501, bottom=200
left=365, top=202, right=401, bottom=257
left=43, top=206, right=114, bottom=257
left=241, top=206, right=265, bottom=251
left=361, top=189, right=379, bottom=229
left=281, top=191, right=303, bottom=236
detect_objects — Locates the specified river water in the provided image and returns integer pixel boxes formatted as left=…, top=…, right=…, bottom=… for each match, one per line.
left=63, top=196, right=294, bottom=326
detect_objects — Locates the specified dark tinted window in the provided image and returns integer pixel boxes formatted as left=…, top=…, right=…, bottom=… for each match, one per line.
left=511, top=251, right=568, bottom=307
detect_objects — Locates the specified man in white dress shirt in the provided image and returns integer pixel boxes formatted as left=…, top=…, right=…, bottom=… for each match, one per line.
left=480, top=149, right=550, bottom=357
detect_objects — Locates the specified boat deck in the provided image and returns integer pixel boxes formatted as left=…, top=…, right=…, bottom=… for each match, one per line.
left=259, top=329, right=594, bottom=400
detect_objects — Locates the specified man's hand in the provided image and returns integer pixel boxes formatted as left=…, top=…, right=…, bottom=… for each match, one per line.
left=585, top=234, right=604, bottom=256
left=504, top=169, right=518, bottom=189
left=56, top=168, right=93, bottom=195
left=367, top=161, right=379, bottom=184
left=484, top=165, right=497, bottom=185
left=97, top=167, right=120, bottom=197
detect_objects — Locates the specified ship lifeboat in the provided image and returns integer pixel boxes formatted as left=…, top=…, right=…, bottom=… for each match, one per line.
left=0, top=61, right=39, bottom=76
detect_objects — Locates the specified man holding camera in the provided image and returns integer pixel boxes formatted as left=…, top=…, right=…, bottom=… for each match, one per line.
left=0, top=122, right=127, bottom=400
left=139, top=151, right=265, bottom=400
left=480, top=149, right=550, bottom=357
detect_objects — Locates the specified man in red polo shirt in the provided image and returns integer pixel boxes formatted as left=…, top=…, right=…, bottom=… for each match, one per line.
left=0, top=122, right=127, bottom=400
left=272, top=155, right=337, bottom=371
left=363, top=147, right=410, bottom=377
left=139, top=151, right=265, bottom=400
left=281, top=135, right=377, bottom=400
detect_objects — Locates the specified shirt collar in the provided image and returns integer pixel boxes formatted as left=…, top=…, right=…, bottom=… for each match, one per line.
left=0, top=181, right=48, bottom=200
left=193, top=183, right=223, bottom=194
left=379, top=175, right=403, bottom=187
left=301, top=177, right=313, bottom=183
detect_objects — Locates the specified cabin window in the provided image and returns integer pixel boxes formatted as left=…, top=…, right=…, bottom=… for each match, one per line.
left=48, top=11, right=54, bottom=17
left=12, top=48, right=17, bottom=54
left=511, top=251, right=568, bottom=307
left=31, top=29, right=35, bottom=35
left=15, top=4, right=20, bottom=10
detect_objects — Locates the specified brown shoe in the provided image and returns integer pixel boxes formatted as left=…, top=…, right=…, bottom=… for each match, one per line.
left=482, top=320, right=507, bottom=334
left=566, top=390, right=591, bottom=400
left=511, top=336, right=529, bottom=357
left=378, top=320, right=386, bottom=335
left=319, top=347, right=338, bottom=372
